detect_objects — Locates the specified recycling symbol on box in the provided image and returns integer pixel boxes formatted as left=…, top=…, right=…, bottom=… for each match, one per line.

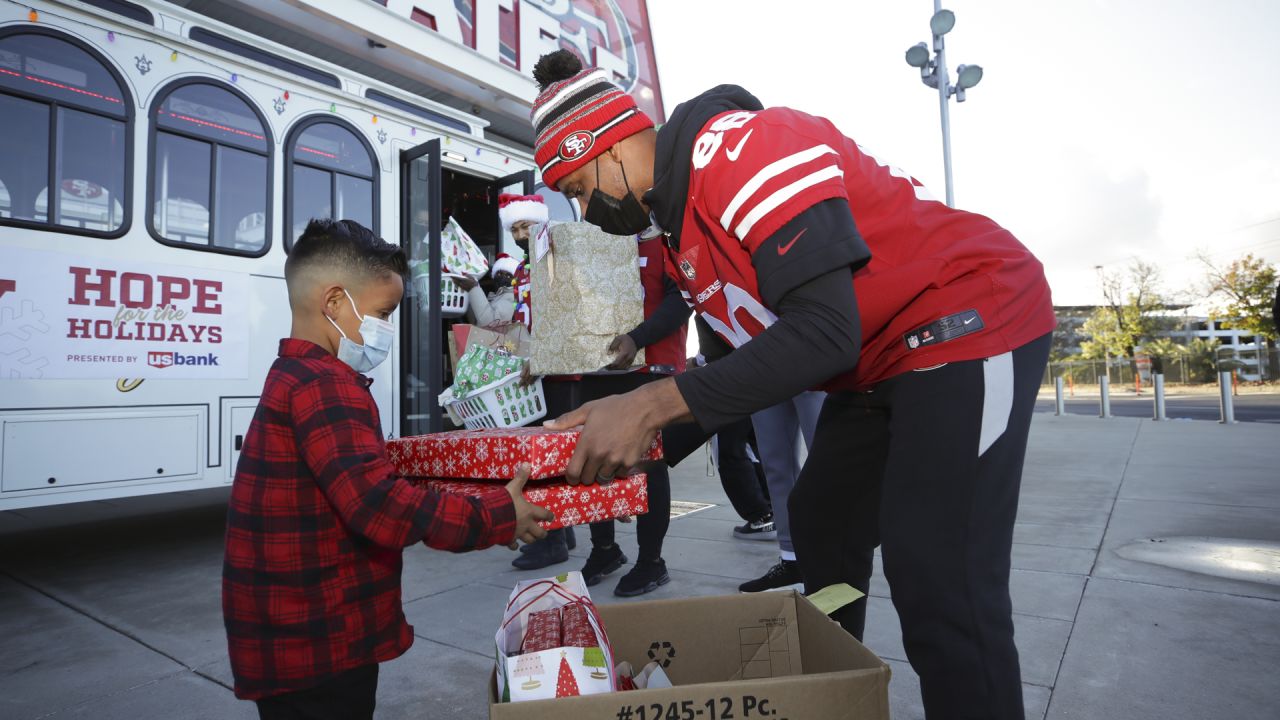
left=647, top=641, right=676, bottom=668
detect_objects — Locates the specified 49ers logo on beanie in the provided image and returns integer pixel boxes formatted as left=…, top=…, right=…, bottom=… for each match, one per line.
left=559, top=131, right=595, bottom=161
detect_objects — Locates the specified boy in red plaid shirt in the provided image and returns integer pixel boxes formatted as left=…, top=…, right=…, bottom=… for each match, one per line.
left=223, top=219, right=553, bottom=719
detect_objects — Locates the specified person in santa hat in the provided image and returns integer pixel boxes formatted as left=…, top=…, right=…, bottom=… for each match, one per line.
left=497, top=192, right=550, bottom=248
left=455, top=193, right=548, bottom=329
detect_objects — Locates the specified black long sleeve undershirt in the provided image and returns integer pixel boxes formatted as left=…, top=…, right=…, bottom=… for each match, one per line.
left=672, top=197, right=870, bottom=432
left=627, top=273, right=692, bottom=350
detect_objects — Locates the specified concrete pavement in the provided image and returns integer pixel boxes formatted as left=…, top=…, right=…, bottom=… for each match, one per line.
left=1, top=413, right=1277, bottom=719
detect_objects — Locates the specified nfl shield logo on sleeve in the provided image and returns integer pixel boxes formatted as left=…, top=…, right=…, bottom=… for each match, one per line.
left=679, top=258, right=696, bottom=281
left=906, top=334, right=920, bottom=349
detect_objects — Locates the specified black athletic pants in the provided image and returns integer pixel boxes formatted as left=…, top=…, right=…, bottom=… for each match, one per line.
left=789, top=333, right=1050, bottom=720
left=713, top=417, right=772, bottom=522
left=255, top=664, right=378, bottom=720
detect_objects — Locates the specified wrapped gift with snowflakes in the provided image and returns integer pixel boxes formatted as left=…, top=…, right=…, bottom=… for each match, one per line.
left=417, top=473, right=648, bottom=530
left=386, top=427, right=663, bottom=481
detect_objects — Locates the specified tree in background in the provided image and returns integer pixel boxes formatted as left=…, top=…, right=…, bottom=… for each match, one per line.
left=1080, top=260, right=1170, bottom=361
left=1141, top=336, right=1219, bottom=382
left=1198, top=252, right=1279, bottom=379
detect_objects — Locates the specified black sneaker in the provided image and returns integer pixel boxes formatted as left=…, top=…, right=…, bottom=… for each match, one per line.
left=614, top=558, right=670, bottom=597
left=733, top=513, right=777, bottom=541
left=511, top=534, right=569, bottom=571
left=738, top=559, right=804, bottom=593
left=519, top=525, right=576, bottom=553
left=581, top=544, right=627, bottom=586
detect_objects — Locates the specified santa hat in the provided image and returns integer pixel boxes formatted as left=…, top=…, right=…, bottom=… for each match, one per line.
left=498, top=193, right=549, bottom=230
left=490, top=253, right=522, bottom=278
left=530, top=51, right=654, bottom=191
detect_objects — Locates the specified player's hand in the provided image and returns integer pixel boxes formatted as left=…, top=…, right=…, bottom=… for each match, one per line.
left=606, top=334, right=639, bottom=370
left=544, top=393, right=657, bottom=485
left=505, top=464, right=554, bottom=546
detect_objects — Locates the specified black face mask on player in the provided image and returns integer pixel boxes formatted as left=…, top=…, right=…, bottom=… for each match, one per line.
left=584, top=156, right=652, bottom=236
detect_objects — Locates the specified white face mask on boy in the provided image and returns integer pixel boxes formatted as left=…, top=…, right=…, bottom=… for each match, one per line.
left=326, top=289, right=394, bottom=373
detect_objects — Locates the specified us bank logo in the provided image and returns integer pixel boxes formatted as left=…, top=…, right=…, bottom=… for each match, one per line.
left=148, top=351, right=220, bottom=368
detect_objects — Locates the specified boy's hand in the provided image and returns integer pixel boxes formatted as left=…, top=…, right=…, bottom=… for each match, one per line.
left=506, top=464, right=555, bottom=547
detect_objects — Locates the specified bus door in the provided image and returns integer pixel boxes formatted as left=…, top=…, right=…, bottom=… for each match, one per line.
left=399, top=142, right=533, bottom=436
left=400, top=139, right=442, bottom=436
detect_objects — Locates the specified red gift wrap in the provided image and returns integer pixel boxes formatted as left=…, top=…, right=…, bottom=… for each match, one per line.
left=387, top=428, right=664, bottom=481
left=522, top=608, right=562, bottom=653
left=560, top=602, right=596, bottom=648
left=418, top=474, right=649, bottom=530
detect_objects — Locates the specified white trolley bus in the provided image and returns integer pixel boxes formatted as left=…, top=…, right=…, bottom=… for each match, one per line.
left=0, top=0, right=665, bottom=511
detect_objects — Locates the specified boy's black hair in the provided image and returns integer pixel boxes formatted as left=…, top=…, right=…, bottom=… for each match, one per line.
left=285, top=219, right=408, bottom=299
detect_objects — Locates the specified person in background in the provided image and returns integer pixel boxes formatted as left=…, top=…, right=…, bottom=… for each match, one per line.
left=572, top=228, right=691, bottom=595
left=693, top=317, right=775, bottom=539
left=697, top=314, right=819, bottom=593
left=454, top=193, right=548, bottom=326
left=738, top=391, right=822, bottom=593
left=223, top=219, right=551, bottom=719
left=458, top=253, right=520, bottom=327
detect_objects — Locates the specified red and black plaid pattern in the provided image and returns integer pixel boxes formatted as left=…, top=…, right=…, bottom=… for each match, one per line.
left=531, top=67, right=654, bottom=190
left=222, top=339, right=517, bottom=700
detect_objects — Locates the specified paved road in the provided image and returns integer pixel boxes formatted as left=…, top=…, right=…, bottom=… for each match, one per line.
left=1036, top=392, right=1280, bottom=423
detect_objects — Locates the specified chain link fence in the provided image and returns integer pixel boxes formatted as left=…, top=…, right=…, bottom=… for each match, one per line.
left=1043, top=345, right=1277, bottom=387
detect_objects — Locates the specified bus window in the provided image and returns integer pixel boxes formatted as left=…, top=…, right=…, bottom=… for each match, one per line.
left=285, top=118, right=378, bottom=248
left=0, top=29, right=130, bottom=236
left=149, top=81, right=271, bottom=255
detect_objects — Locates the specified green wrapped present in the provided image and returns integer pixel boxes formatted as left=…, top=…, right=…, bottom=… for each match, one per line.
left=449, top=343, right=525, bottom=398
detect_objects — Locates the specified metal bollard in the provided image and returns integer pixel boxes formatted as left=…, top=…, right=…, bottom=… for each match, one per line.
left=1152, top=373, right=1167, bottom=421
left=1218, top=371, right=1237, bottom=424
left=1054, top=377, right=1066, bottom=415
left=1099, top=376, right=1112, bottom=418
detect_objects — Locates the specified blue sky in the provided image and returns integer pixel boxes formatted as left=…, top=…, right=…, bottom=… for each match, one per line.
left=647, top=0, right=1280, bottom=305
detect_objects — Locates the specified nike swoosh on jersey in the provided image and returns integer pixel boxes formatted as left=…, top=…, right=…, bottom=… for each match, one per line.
left=725, top=129, right=754, bottom=162
left=778, top=227, right=807, bottom=255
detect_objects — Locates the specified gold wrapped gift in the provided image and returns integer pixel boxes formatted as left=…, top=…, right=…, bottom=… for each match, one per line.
left=528, top=222, right=645, bottom=376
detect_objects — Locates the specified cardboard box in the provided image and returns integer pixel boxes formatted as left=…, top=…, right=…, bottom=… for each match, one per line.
left=418, top=474, right=648, bottom=531
left=388, top=428, right=663, bottom=481
left=490, top=590, right=890, bottom=720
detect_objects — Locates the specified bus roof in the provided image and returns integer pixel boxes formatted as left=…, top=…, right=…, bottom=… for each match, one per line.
left=163, top=0, right=665, bottom=150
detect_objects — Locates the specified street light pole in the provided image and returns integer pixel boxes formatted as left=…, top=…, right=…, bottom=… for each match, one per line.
left=932, top=0, right=955, bottom=207
left=904, top=3, right=982, bottom=208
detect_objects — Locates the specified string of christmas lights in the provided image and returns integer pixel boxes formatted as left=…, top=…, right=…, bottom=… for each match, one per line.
left=13, top=1, right=519, bottom=167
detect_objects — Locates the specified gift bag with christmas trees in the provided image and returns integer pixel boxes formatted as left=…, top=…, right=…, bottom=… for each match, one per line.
left=495, top=571, right=615, bottom=703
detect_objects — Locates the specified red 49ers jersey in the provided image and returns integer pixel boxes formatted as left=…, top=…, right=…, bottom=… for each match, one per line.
left=665, top=107, right=1056, bottom=390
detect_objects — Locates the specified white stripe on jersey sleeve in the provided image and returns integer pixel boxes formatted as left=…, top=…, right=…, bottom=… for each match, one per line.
left=720, top=145, right=837, bottom=232
left=733, top=164, right=844, bottom=242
